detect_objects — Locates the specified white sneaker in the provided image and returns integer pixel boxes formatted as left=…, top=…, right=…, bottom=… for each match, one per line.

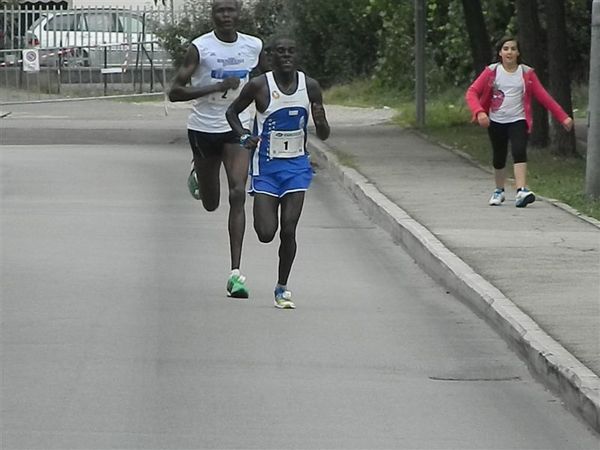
left=489, top=188, right=505, bottom=206
left=515, top=188, right=535, bottom=208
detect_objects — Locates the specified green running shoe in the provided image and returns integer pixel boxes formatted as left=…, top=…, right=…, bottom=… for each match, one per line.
left=227, top=270, right=249, bottom=298
left=274, top=288, right=295, bottom=309
left=187, top=163, right=201, bottom=200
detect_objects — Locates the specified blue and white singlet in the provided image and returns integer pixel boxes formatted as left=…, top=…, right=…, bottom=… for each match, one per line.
left=251, top=71, right=311, bottom=176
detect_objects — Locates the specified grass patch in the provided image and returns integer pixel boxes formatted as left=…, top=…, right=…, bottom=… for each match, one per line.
left=425, top=124, right=491, bottom=167
left=324, top=80, right=600, bottom=221
left=324, top=79, right=410, bottom=109
left=330, top=148, right=358, bottom=170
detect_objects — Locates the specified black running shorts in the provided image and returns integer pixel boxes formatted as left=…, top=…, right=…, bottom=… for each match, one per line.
left=187, top=129, right=239, bottom=159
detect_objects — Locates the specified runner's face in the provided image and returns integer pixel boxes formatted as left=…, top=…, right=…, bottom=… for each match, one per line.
left=271, top=40, right=296, bottom=73
left=212, top=0, right=238, bottom=32
left=499, top=40, right=519, bottom=66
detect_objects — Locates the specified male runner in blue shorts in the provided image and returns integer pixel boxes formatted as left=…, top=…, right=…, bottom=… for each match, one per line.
left=226, top=36, right=330, bottom=309
left=169, top=0, right=265, bottom=298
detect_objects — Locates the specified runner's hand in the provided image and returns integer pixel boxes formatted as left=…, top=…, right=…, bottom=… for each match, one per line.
left=561, top=117, right=574, bottom=132
left=220, top=77, right=241, bottom=91
left=477, top=112, right=490, bottom=128
left=312, top=103, right=327, bottom=125
left=243, top=136, right=260, bottom=150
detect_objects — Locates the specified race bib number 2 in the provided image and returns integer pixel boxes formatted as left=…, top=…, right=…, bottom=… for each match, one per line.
left=208, top=69, right=248, bottom=105
left=269, top=130, right=305, bottom=158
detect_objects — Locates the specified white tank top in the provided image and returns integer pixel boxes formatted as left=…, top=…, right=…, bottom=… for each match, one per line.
left=187, top=31, right=262, bottom=133
left=251, top=71, right=311, bottom=176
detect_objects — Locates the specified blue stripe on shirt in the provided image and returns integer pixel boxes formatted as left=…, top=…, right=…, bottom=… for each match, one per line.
left=211, top=69, right=250, bottom=79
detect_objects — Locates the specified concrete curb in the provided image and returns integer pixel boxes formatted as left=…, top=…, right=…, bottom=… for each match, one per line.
left=308, top=136, right=600, bottom=433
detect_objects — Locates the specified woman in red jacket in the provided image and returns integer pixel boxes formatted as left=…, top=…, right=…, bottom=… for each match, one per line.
left=466, top=36, right=574, bottom=207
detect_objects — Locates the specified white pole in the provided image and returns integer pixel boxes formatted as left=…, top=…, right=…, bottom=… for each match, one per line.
left=586, top=0, right=600, bottom=198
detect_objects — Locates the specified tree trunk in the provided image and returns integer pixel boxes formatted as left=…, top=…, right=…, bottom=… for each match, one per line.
left=460, top=0, right=492, bottom=74
left=516, top=0, right=549, bottom=148
left=544, top=0, right=577, bottom=156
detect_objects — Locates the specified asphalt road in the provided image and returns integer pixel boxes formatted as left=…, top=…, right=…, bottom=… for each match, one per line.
left=1, top=101, right=598, bottom=449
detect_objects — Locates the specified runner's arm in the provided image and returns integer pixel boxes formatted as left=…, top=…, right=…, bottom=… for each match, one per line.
left=226, top=79, right=261, bottom=149
left=168, top=45, right=240, bottom=102
left=306, top=77, right=330, bottom=141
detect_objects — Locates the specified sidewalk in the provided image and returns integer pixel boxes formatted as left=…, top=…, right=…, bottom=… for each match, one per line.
left=308, top=105, right=600, bottom=433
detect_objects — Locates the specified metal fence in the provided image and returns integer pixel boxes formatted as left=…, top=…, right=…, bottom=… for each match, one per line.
left=0, top=5, right=176, bottom=104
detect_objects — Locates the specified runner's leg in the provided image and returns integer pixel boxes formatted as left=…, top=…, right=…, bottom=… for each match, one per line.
left=222, top=142, right=250, bottom=270
left=188, top=130, right=222, bottom=211
left=195, top=156, right=222, bottom=211
left=253, top=193, right=280, bottom=243
left=277, top=192, right=305, bottom=286
left=509, top=120, right=529, bottom=189
left=488, top=121, right=509, bottom=189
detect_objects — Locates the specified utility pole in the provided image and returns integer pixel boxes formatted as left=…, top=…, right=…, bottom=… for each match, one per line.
left=415, top=0, right=426, bottom=128
left=586, top=0, right=600, bottom=198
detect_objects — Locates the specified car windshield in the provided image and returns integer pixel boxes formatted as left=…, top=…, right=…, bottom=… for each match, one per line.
left=43, top=14, right=79, bottom=31
left=86, top=12, right=120, bottom=32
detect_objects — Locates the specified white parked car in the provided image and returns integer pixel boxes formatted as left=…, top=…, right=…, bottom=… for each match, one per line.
left=26, top=8, right=164, bottom=67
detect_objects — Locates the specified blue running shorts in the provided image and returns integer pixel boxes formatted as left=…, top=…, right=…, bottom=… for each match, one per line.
left=249, top=167, right=313, bottom=198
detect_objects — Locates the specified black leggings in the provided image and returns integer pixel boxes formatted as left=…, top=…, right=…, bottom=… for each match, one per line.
left=487, top=120, right=528, bottom=169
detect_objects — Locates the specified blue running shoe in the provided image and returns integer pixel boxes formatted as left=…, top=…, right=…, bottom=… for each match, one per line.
left=274, top=287, right=295, bottom=309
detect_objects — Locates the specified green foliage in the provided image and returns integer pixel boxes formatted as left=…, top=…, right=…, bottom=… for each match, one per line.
left=154, top=0, right=287, bottom=68
left=360, top=0, right=516, bottom=91
left=426, top=1, right=472, bottom=89
left=324, top=79, right=412, bottom=108
left=366, top=0, right=414, bottom=91
left=288, top=0, right=381, bottom=87
left=561, top=0, right=591, bottom=82
left=154, top=1, right=212, bottom=68
left=156, top=0, right=592, bottom=99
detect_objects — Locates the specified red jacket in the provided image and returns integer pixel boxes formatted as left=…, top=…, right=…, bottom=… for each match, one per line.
left=465, top=63, right=569, bottom=133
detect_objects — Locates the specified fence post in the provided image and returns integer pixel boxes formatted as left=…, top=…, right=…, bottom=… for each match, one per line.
left=104, top=45, right=107, bottom=96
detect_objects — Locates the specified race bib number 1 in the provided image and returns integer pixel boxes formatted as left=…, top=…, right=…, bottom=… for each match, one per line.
left=269, top=130, right=305, bottom=158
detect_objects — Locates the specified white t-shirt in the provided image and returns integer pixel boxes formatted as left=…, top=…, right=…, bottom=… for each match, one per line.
left=489, top=64, right=526, bottom=124
left=187, top=31, right=262, bottom=133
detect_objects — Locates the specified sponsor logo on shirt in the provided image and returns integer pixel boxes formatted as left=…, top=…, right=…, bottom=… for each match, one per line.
left=217, top=57, right=245, bottom=66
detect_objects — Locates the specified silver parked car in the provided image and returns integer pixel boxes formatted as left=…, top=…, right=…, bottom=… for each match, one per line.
left=26, top=8, right=164, bottom=67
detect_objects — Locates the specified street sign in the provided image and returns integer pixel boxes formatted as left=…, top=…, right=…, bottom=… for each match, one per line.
left=22, top=49, right=40, bottom=73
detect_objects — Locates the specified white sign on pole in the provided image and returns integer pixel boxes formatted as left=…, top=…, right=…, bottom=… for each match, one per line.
left=101, top=67, right=124, bottom=74
left=22, top=49, right=40, bottom=72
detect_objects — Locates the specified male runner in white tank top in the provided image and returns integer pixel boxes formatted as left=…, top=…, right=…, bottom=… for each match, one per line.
left=226, top=36, right=330, bottom=309
left=169, top=0, right=265, bottom=299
